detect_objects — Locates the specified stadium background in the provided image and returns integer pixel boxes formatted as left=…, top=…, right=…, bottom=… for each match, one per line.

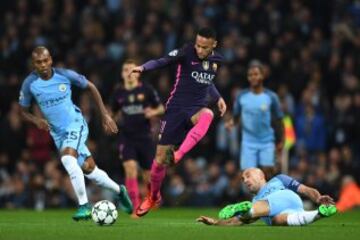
left=0, top=0, right=359, bottom=211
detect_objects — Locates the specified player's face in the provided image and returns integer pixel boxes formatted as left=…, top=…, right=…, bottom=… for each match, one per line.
left=122, top=63, right=139, bottom=83
left=194, top=35, right=217, bottom=59
left=242, top=170, right=262, bottom=194
left=32, top=52, right=53, bottom=76
left=247, top=67, right=264, bottom=88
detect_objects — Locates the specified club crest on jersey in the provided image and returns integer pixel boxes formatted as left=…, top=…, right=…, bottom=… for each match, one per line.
left=137, top=93, right=145, bottom=101
left=261, top=103, right=268, bottom=111
left=212, top=63, right=218, bottom=72
left=128, top=94, right=135, bottom=103
left=202, top=61, right=209, bottom=70
left=59, top=84, right=67, bottom=92
left=168, top=49, right=178, bottom=56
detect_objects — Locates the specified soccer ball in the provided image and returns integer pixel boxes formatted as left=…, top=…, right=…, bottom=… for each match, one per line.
left=91, top=200, right=118, bottom=226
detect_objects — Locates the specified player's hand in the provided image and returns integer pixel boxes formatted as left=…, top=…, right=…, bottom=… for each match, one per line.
left=225, top=118, right=234, bottom=131
left=144, top=107, right=156, bottom=119
left=102, top=113, right=118, bottom=134
left=196, top=216, right=218, bottom=225
left=129, top=66, right=144, bottom=77
left=35, top=119, right=50, bottom=131
left=217, top=98, right=227, bottom=117
left=317, top=195, right=335, bottom=205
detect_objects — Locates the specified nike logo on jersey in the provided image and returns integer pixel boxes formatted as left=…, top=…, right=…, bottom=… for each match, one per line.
left=191, top=61, right=200, bottom=65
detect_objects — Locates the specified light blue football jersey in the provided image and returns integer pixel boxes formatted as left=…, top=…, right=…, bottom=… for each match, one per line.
left=233, top=89, right=283, bottom=144
left=19, top=68, right=88, bottom=133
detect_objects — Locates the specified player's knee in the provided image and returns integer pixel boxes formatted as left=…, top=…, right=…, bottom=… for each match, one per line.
left=155, top=150, right=167, bottom=166
left=123, top=161, right=138, bottom=178
left=202, top=108, right=214, bottom=118
left=82, top=157, right=96, bottom=174
left=61, top=147, right=78, bottom=158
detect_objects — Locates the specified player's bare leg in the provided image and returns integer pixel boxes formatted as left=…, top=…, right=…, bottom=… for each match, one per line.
left=82, top=156, right=133, bottom=214
left=136, top=145, right=171, bottom=216
left=123, top=160, right=140, bottom=218
left=173, top=108, right=214, bottom=163
left=260, top=166, right=277, bottom=180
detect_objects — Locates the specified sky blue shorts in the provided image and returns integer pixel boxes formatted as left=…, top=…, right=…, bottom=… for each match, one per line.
left=259, top=189, right=304, bottom=225
left=240, top=141, right=275, bottom=170
left=51, top=118, right=91, bottom=166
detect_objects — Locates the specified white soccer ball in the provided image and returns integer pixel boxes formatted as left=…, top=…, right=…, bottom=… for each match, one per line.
left=91, top=200, right=118, bottom=226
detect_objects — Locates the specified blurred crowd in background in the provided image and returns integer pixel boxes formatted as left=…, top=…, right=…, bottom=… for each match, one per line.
left=1, top=0, right=360, bottom=211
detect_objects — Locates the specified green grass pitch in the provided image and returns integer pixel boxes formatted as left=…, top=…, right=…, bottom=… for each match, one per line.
left=0, top=208, right=359, bottom=240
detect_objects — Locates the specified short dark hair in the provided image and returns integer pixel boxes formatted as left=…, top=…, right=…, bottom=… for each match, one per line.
left=123, top=59, right=138, bottom=65
left=197, top=27, right=217, bottom=39
left=249, top=60, right=265, bottom=74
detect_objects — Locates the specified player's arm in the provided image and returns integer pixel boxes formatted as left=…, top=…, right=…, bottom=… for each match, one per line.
left=209, top=84, right=226, bottom=117
left=270, top=92, right=285, bottom=152
left=20, top=106, right=50, bottom=131
left=196, top=216, right=257, bottom=226
left=225, top=93, right=242, bottom=130
left=130, top=46, right=187, bottom=74
left=297, top=184, right=335, bottom=205
left=144, top=85, right=165, bottom=118
left=18, top=75, right=50, bottom=131
left=276, top=174, right=335, bottom=205
left=86, top=81, right=118, bottom=134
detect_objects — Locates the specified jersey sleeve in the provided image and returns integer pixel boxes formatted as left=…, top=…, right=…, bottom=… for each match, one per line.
left=276, top=174, right=301, bottom=192
left=270, top=92, right=284, bottom=119
left=56, top=68, right=88, bottom=89
left=146, top=85, right=162, bottom=107
left=110, top=91, right=122, bottom=112
left=142, top=45, right=188, bottom=71
left=19, top=73, right=37, bottom=107
left=208, top=84, right=221, bottom=103
left=233, top=91, right=244, bottom=117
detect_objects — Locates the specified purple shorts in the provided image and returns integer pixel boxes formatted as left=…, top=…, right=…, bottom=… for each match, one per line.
left=158, top=107, right=200, bottom=145
left=118, top=135, right=155, bottom=170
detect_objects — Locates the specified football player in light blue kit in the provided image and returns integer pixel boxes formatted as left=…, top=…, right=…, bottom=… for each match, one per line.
left=226, top=62, right=284, bottom=178
left=197, top=168, right=337, bottom=226
left=19, top=47, right=133, bottom=221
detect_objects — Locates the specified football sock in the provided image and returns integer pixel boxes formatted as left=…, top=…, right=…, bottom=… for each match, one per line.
left=85, top=166, right=120, bottom=194
left=125, top=178, right=140, bottom=210
left=61, top=155, right=88, bottom=205
left=174, top=111, right=213, bottom=163
left=150, top=161, right=166, bottom=200
left=286, top=211, right=319, bottom=226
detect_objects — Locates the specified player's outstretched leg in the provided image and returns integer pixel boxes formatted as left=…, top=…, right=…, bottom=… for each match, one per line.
left=72, top=203, right=92, bottom=221
left=136, top=163, right=163, bottom=217
left=174, top=109, right=213, bottom=163
left=218, top=201, right=252, bottom=219
left=286, top=205, right=337, bottom=226
left=83, top=157, right=133, bottom=214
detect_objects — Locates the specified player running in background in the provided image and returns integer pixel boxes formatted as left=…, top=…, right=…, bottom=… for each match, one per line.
left=197, top=168, right=337, bottom=226
left=130, top=27, right=227, bottom=216
left=226, top=63, right=284, bottom=179
left=111, top=59, right=164, bottom=217
left=19, top=47, right=133, bottom=221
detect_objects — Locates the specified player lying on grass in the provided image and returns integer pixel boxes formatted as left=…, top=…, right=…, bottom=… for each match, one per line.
left=197, top=168, right=337, bottom=226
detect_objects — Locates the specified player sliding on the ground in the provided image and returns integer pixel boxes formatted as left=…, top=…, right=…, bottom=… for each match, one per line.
left=19, top=46, right=133, bottom=221
left=197, top=168, right=337, bottom=226
left=129, top=27, right=227, bottom=217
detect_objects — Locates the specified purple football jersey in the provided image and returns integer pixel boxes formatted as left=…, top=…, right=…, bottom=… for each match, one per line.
left=142, top=43, right=223, bottom=110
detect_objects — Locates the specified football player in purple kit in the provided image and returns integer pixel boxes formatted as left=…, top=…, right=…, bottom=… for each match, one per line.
left=130, top=27, right=227, bottom=216
left=111, top=59, right=165, bottom=217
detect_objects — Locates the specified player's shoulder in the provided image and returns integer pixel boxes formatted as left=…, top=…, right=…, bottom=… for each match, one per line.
left=22, top=71, right=39, bottom=86
left=237, top=88, right=251, bottom=98
left=264, top=88, right=279, bottom=98
left=53, top=67, right=76, bottom=77
left=209, top=50, right=224, bottom=63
